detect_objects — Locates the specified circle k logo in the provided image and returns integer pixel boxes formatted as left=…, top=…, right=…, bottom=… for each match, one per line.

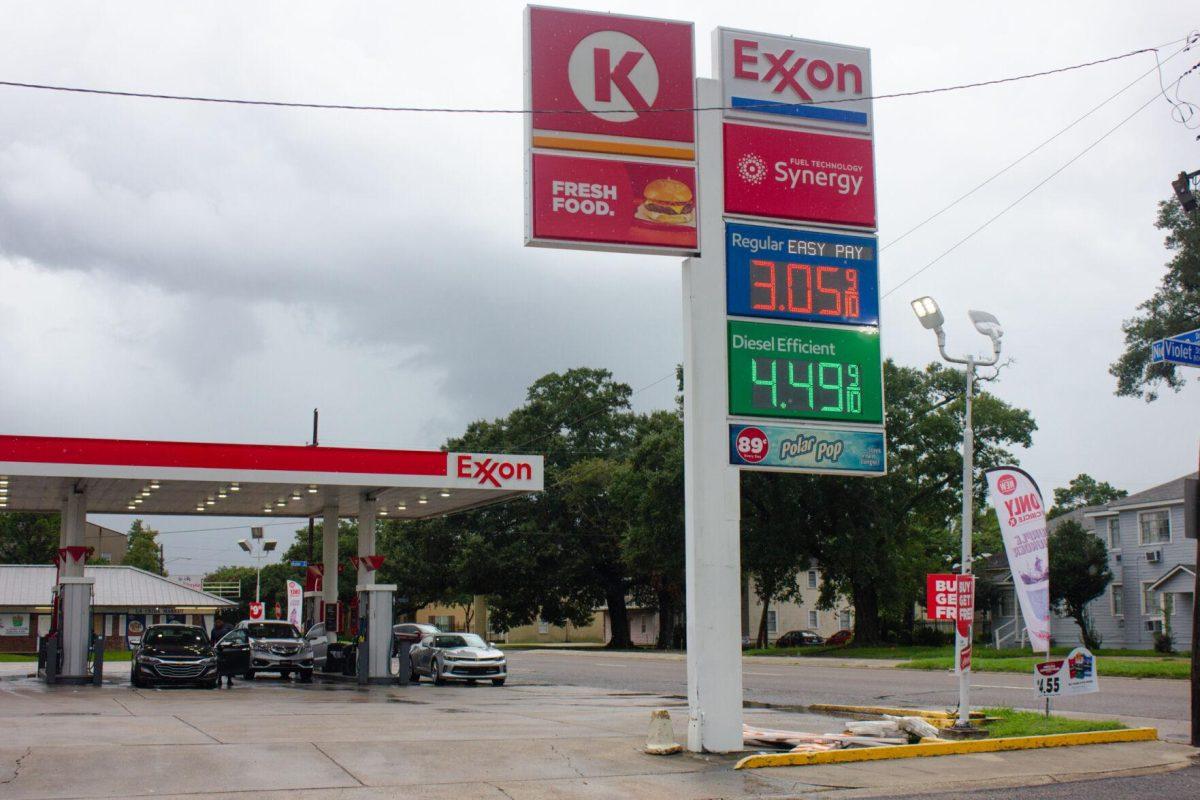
left=997, top=474, right=1018, bottom=495
left=567, top=30, right=659, bottom=122
left=736, top=153, right=767, bottom=185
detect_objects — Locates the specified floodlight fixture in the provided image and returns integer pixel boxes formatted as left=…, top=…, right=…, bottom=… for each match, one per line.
left=910, top=296, right=944, bottom=330
left=237, top=539, right=251, bottom=553
left=968, top=309, right=1003, bottom=343
left=263, top=540, right=277, bottom=553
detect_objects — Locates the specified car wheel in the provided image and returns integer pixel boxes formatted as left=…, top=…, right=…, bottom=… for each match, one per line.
left=491, top=678, right=506, bottom=686
left=409, top=670, right=421, bottom=683
left=205, top=678, right=219, bottom=690
left=131, top=670, right=143, bottom=688
left=300, top=670, right=313, bottom=683
left=243, top=670, right=254, bottom=681
left=432, top=660, right=446, bottom=685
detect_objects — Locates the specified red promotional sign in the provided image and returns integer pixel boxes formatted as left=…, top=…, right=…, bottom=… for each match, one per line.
left=530, top=153, right=697, bottom=252
left=527, top=6, right=695, bottom=148
left=723, top=122, right=875, bottom=228
left=248, top=601, right=264, bottom=621
left=305, top=564, right=324, bottom=592
left=956, top=575, right=974, bottom=638
left=925, top=573, right=959, bottom=621
left=959, top=643, right=972, bottom=673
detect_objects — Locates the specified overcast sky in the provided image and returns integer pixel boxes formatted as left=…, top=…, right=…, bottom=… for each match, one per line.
left=1, top=2, right=1197, bottom=573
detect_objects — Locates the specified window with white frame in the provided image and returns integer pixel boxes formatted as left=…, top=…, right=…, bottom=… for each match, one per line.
left=1110, top=583, right=1123, bottom=617
left=1141, top=581, right=1160, bottom=615
left=537, top=618, right=549, bottom=634
left=839, top=610, right=851, bottom=630
left=808, top=610, right=819, bottom=628
left=807, top=570, right=818, bottom=589
left=1107, top=516, right=1121, bottom=549
left=1138, top=509, right=1171, bottom=545
left=766, top=609, right=777, bottom=635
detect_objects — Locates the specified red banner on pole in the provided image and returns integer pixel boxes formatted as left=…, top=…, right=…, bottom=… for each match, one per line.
left=956, top=575, right=975, bottom=639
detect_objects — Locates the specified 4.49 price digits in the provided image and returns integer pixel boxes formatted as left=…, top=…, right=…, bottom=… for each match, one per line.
left=750, top=259, right=860, bottom=319
left=751, top=357, right=863, bottom=415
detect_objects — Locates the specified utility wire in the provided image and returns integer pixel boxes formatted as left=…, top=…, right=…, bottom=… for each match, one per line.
left=0, top=43, right=1172, bottom=115
left=882, top=59, right=1200, bottom=299
left=880, top=36, right=1198, bottom=254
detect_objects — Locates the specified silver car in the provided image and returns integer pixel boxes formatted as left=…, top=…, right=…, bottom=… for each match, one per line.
left=233, top=620, right=316, bottom=681
left=409, top=632, right=507, bottom=686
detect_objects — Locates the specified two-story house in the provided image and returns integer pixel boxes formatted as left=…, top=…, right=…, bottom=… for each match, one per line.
left=990, top=472, right=1195, bottom=651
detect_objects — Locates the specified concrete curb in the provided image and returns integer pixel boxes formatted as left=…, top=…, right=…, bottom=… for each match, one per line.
left=734, top=727, right=1159, bottom=769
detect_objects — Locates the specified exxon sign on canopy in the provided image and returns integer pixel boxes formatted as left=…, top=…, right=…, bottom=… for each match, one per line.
left=717, top=29, right=873, bottom=134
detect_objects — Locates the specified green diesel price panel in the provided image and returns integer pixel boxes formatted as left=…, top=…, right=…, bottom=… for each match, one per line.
left=727, top=319, right=883, bottom=424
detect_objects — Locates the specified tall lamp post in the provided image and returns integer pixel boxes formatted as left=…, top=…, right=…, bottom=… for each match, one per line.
left=238, top=527, right=277, bottom=603
left=911, top=296, right=1003, bottom=732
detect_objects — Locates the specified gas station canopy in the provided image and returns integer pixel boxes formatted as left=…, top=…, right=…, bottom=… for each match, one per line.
left=0, top=434, right=543, bottom=518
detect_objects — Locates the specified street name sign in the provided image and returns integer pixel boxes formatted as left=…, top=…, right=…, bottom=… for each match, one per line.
left=1151, top=335, right=1200, bottom=367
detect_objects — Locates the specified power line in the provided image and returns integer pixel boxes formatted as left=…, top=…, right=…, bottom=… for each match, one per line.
left=0, top=42, right=1174, bottom=115
left=882, top=59, right=1200, bottom=300
left=880, top=36, right=1198, bottom=254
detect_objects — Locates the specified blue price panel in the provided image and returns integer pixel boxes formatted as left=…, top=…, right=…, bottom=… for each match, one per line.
left=726, top=221, right=879, bottom=327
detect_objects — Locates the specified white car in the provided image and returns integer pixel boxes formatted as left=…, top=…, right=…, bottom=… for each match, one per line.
left=232, top=620, right=318, bottom=681
left=409, top=632, right=507, bottom=686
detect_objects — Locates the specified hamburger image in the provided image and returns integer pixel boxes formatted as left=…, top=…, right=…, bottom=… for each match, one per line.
left=634, top=178, right=695, bottom=226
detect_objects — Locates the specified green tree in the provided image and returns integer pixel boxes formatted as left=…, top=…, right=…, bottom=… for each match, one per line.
left=807, top=361, right=1036, bottom=645
left=1110, top=198, right=1200, bottom=400
left=1050, top=474, right=1127, bottom=518
left=0, top=512, right=59, bottom=564
left=1048, top=519, right=1112, bottom=649
left=124, top=519, right=164, bottom=575
left=741, top=472, right=812, bottom=646
left=613, top=410, right=685, bottom=649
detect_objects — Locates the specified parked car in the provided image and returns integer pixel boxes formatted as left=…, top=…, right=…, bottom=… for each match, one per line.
left=409, top=632, right=507, bottom=686
left=302, top=622, right=329, bottom=670
left=130, top=624, right=219, bottom=688
left=826, top=629, right=853, bottom=646
left=231, top=620, right=316, bottom=681
left=392, top=622, right=440, bottom=656
left=775, top=630, right=824, bottom=648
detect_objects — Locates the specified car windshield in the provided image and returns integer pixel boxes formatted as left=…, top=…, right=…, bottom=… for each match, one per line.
left=143, top=627, right=207, bottom=646
left=245, top=623, right=302, bottom=639
left=434, top=633, right=487, bottom=649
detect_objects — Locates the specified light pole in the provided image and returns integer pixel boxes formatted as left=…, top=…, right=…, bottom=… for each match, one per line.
left=238, top=529, right=277, bottom=603
left=911, top=296, right=1003, bottom=732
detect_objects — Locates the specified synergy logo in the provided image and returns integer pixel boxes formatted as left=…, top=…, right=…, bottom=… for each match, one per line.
left=736, top=153, right=768, bottom=184
left=567, top=31, right=659, bottom=122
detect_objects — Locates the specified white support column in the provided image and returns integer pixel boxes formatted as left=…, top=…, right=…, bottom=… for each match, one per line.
left=357, top=495, right=377, bottom=588
left=58, top=486, right=93, bottom=678
left=322, top=502, right=339, bottom=643
left=681, top=77, right=744, bottom=753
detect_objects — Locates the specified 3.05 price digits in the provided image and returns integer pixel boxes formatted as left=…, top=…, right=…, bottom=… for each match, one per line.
left=750, top=357, right=863, bottom=415
left=750, top=259, right=860, bottom=319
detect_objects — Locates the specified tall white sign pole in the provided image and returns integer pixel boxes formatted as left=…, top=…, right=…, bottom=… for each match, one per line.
left=682, top=76, right=744, bottom=753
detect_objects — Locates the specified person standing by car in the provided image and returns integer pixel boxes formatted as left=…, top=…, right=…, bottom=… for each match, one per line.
left=210, top=617, right=231, bottom=646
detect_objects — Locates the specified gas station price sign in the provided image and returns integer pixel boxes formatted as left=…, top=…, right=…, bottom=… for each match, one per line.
left=726, top=221, right=878, bottom=326
left=728, top=319, right=883, bottom=423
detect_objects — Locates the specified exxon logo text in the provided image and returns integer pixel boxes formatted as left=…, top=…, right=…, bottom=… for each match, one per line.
left=456, top=455, right=534, bottom=487
left=731, top=38, right=863, bottom=102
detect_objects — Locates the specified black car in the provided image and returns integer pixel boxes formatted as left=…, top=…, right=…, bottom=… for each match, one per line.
left=131, top=624, right=220, bottom=688
left=775, top=629, right=824, bottom=648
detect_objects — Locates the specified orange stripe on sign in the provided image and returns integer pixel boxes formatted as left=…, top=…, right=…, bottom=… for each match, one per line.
left=532, top=135, right=695, bottom=161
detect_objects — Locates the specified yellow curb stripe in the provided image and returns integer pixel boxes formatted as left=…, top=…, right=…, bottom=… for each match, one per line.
left=809, top=703, right=982, bottom=720
left=532, top=135, right=695, bottom=161
left=734, top=727, right=1158, bottom=770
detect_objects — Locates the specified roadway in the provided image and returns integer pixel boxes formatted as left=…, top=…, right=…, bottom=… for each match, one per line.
left=506, top=649, right=1191, bottom=740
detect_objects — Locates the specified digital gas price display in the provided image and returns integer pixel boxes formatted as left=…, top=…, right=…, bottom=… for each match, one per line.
left=728, top=319, right=883, bottom=424
left=726, top=221, right=879, bottom=327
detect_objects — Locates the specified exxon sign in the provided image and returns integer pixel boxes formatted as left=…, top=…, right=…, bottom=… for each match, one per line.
left=717, top=28, right=872, bottom=134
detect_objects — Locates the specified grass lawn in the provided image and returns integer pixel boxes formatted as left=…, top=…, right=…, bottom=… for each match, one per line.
left=982, top=707, right=1127, bottom=737
left=899, top=656, right=1189, bottom=679
left=0, top=650, right=133, bottom=663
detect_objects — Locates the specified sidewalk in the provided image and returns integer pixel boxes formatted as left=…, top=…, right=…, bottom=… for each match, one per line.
left=0, top=674, right=1194, bottom=799
left=517, top=647, right=907, bottom=669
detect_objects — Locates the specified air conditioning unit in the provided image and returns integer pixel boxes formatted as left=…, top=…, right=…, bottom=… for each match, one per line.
left=1146, top=550, right=1162, bottom=563
left=1146, top=619, right=1162, bottom=632
left=1114, top=553, right=1122, bottom=563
